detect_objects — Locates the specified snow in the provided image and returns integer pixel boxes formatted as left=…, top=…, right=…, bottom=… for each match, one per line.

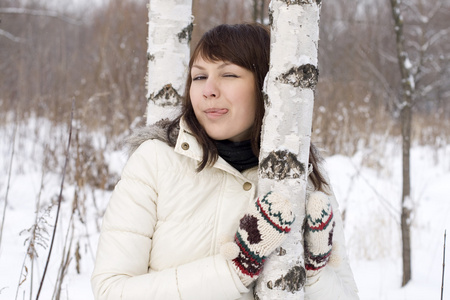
left=325, top=145, right=450, bottom=299
left=408, top=73, right=416, bottom=90
left=1, top=118, right=449, bottom=299
left=404, top=57, right=412, bottom=70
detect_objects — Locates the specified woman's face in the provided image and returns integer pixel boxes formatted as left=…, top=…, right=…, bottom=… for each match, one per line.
left=190, top=56, right=257, bottom=142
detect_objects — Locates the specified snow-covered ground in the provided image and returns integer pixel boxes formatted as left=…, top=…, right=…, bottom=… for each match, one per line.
left=0, top=118, right=449, bottom=299
left=326, top=145, right=450, bottom=299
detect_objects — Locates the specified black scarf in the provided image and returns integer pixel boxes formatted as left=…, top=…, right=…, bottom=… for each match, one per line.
left=214, top=139, right=259, bottom=172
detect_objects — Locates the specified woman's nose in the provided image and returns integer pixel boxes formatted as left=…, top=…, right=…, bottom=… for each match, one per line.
left=203, top=78, right=219, bottom=99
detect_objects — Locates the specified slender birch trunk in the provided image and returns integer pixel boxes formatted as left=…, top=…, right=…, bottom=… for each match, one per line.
left=146, top=0, right=193, bottom=125
left=389, top=0, right=414, bottom=286
left=255, top=0, right=321, bottom=298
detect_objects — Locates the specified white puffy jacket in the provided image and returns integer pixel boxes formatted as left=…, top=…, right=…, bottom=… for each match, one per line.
left=91, top=119, right=359, bottom=300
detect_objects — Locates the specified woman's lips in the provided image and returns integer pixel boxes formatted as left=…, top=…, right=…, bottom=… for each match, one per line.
left=205, top=108, right=228, bottom=118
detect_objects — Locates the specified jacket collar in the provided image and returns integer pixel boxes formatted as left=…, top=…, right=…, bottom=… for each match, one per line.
left=175, top=118, right=257, bottom=180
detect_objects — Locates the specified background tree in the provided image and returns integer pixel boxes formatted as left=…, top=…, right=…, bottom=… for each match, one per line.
left=191, top=0, right=251, bottom=48
left=252, top=0, right=267, bottom=24
left=389, top=0, right=414, bottom=286
left=387, top=0, right=450, bottom=286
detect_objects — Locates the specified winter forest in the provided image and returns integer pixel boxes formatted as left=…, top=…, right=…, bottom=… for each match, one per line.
left=1, top=0, right=450, bottom=298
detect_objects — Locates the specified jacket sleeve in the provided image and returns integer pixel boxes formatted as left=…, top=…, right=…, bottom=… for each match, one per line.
left=304, top=171, right=359, bottom=300
left=91, top=140, right=248, bottom=300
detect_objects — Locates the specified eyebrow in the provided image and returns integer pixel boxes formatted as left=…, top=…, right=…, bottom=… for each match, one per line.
left=191, top=62, right=231, bottom=70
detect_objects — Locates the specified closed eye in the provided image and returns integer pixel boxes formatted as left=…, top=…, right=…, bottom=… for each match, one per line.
left=223, top=74, right=239, bottom=78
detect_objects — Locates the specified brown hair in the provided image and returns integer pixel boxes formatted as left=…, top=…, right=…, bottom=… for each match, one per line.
left=168, top=23, right=328, bottom=191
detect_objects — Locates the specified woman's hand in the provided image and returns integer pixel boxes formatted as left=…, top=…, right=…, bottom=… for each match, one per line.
left=220, top=191, right=295, bottom=286
left=304, top=191, right=335, bottom=275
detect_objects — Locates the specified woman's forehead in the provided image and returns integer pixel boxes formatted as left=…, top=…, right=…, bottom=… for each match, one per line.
left=192, top=50, right=224, bottom=64
left=192, top=56, right=229, bottom=67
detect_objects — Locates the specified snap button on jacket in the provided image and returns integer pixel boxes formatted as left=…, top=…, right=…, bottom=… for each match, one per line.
left=243, top=182, right=252, bottom=191
left=181, top=142, right=189, bottom=150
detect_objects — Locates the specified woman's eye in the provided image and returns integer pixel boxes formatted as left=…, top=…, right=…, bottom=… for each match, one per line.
left=192, top=75, right=206, bottom=81
left=223, top=74, right=238, bottom=78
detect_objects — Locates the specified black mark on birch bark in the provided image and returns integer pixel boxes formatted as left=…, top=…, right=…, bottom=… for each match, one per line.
left=262, top=91, right=270, bottom=107
left=267, top=280, right=274, bottom=289
left=149, top=84, right=181, bottom=106
left=281, top=0, right=315, bottom=5
left=253, top=291, right=260, bottom=300
left=277, top=64, right=319, bottom=89
left=147, top=52, right=155, bottom=61
left=177, top=23, right=193, bottom=43
left=278, top=247, right=287, bottom=256
left=273, top=265, right=306, bottom=292
left=268, top=7, right=274, bottom=27
left=260, top=150, right=305, bottom=180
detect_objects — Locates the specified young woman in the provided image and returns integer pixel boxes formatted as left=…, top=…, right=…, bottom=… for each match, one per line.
left=92, top=23, right=359, bottom=300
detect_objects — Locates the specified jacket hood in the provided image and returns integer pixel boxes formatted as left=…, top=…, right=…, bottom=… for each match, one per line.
left=125, top=118, right=179, bottom=156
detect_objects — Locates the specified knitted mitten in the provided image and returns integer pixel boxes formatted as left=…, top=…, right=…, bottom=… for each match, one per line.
left=220, top=192, right=295, bottom=286
left=304, top=191, right=335, bottom=274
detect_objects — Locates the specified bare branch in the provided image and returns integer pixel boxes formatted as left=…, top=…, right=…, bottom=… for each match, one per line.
left=356, top=46, right=401, bottom=108
left=35, top=100, right=75, bottom=300
left=0, top=7, right=83, bottom=26
left=441, top=230, right=446, bottom=300
left=418, top=77, right=446, bottom=98
left=426, top=1, right=443, bottom=23
left=0, top=119, right=18, bottom=252
left=0, top=28, right=25, bottom=43
left=422, top=28, right=450, bottom=52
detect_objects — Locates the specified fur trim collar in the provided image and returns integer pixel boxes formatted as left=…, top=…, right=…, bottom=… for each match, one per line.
left=125, top=119, right=179, bottom=156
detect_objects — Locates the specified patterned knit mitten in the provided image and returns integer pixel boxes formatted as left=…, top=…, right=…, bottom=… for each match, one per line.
left=304, top=191, right=335, bottom=274
left=220, top=192, right=295, bottom=287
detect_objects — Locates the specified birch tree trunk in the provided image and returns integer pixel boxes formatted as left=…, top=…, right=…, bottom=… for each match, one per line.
left=146, top=0, right=193, bottom=125
left=389, top=0, right=414, bottom=286
left=255, top=0, right=322, bottom=299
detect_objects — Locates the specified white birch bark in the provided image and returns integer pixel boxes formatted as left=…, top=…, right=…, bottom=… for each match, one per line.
left=146, top=0, right=193, bottom=125
left=255, top=0, right=321, bottom=299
